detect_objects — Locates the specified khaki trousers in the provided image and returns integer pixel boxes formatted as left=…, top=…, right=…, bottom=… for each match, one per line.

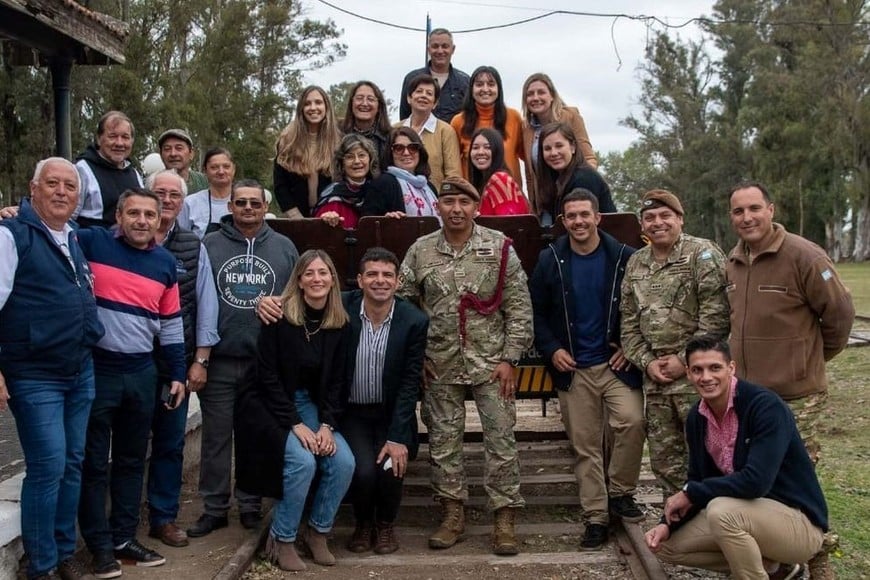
left=558, top=363, right=645, bottom=524
left=657, top=497, right=824, bottom=579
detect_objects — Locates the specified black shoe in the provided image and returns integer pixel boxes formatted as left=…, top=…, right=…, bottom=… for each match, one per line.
left=769, top=563, right=805, bottom=580
left=580, top=523, right=608, bottom=551
left=239, top=511, right=263, bottom=530
left=609, top=495, right=645, bottom=523
left=114, top=539, right=166, bottom=567
left=187, top=513, right=229, bottom=537
left=91, top=551, right=121, bottom=579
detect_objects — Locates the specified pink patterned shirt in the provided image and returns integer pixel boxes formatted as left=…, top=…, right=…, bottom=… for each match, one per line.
left=698, top=376, right=739, bottom=474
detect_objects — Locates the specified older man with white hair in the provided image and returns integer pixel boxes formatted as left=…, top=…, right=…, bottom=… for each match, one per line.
left=144, top=170, right=220, bottom=549
left=0, top=157, right=105, bottom=580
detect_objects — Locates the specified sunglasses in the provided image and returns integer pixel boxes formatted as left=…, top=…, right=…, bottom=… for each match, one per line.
left=391, top=143, right=421, bottom=155
left=233, top=199, right=264, bottom=208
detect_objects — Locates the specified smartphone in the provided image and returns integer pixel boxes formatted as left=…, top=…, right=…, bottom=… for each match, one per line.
left=160, top=383, right=176, bottom=409
left=383, top=457, right=393, bottom=472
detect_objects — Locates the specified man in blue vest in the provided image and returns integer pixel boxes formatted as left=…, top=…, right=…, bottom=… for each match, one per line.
left=144, top=170, right=220, bottom=549
left=0, top=157, right=105, bottom=580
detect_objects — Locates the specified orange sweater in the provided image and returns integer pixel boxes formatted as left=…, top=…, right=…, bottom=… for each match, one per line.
left=450, top=104, right=524, bottom=191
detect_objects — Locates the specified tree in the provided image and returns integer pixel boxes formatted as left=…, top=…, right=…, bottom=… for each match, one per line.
left=0, top=0, right=346, bottom=198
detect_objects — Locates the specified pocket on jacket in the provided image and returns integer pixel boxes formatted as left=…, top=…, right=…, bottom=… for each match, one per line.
left=744, top=336, right=808, bottom=383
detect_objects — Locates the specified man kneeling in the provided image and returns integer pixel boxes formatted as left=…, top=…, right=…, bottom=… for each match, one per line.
left=645, top=335, right=827, bottom=580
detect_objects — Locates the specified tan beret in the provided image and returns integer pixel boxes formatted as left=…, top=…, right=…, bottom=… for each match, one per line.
left=640, top=189, right=684, bottom=216
left=439, top=176, right=480, bottom=202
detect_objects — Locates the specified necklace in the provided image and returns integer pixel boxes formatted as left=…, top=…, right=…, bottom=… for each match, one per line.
left=304, top=317, right=324, bottom=342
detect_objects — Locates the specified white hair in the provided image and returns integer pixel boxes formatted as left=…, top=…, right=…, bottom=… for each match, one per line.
left=145, top=169, right=188, bottom=197
left=32, top=157, right=80, bottom=191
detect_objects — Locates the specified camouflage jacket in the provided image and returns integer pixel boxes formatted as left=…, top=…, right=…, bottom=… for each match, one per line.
left=398, top=224, right=533, bottom=385
left=620, top=233, right=730, bottom=394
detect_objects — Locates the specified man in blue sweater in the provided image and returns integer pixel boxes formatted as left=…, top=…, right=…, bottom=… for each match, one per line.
left=529, top=189, right=645, bottom=551
left=645, top=335, right=827, bottom=579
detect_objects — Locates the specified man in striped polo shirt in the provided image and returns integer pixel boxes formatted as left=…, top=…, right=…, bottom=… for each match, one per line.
left=76, top=188, right=187, bottom=578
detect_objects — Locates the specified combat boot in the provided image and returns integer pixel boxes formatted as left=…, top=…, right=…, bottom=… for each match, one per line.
left=491, top=507, right=519, bottom=555
left=428, top=499, right=465, bottom=549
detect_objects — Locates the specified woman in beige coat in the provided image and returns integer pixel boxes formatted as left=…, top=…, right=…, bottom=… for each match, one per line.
left=521, top=73, right=596, bottom=223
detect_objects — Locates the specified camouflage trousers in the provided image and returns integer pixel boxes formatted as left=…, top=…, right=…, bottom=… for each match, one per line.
left=645, top=390, right=698, bottom=493
left=421, top=381, right=524, bottom=511
left=784, top=392, right=827, bottom=465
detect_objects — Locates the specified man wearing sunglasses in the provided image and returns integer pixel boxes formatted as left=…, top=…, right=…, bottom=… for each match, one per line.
left=189, top=180, right=298, bottom=538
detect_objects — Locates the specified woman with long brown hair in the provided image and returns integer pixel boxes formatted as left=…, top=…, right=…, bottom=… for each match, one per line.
left=521, top=73, right=597, bottom=217
left=236, top=250, right=354, bottom=572
left=341, top=81, right=392, bottom=166
left=273, top=86, right=342, bottom=219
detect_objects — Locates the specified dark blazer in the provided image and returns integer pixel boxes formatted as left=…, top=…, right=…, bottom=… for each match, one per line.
left=341, top=290, right=429, bottom=460
left=529, top=230, right=642, bottom=390
left=674, top=379, right=828, bottom=533
left=562, top=166, right=616, bottom=214
left=235, top=319, right=350, bottom=499
left=272, top=162, right=331, bottom=216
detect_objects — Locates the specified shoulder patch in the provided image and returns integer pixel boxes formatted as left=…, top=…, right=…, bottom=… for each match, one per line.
left=821, top=269, right=833, bottom=281
left=699, top=250, right=713, bottom=260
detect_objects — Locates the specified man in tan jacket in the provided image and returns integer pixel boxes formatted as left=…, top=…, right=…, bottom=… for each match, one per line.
left=726, top=180, right=854, bottom=464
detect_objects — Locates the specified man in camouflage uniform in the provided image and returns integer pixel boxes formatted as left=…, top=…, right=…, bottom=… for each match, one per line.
left=620, top=190, right=730, bottom=493
left=398, top=176, right=533, bottom=556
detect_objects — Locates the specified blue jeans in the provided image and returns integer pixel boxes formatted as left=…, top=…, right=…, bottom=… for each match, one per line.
left=79, top=365, right=157, bottom=553
left=271, top=389, right=354, bottom=542
left=7, top=359, right=95, bottom=578
left=147, top=375, right=190, bottom=527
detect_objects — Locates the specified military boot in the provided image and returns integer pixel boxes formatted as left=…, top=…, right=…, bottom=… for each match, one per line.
left=491, top=507, right=519, bottom=555
left=428, top=499, right=465, bottom=549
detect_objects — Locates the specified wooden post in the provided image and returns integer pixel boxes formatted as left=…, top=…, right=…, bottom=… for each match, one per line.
left=49, top=57, right=72, bottom=160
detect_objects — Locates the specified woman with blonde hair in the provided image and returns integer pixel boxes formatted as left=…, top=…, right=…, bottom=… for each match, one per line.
left=273, top=86, right=343, bottom=219
left=235, top=250, right=354, bottom=572
left=521, top=73, right=597, bottom=217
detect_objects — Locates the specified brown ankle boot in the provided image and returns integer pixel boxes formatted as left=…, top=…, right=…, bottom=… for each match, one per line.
left=428, top=499, right=465, bottom=549
left=347, top=521, right=374, bottom=553
left=373, top=521, right=399, bottom=554
left=303, top=527, right=336, bottom=566
left=491, top=507, right=519, bottom=555
left=265, top=534, right=307, bottom=571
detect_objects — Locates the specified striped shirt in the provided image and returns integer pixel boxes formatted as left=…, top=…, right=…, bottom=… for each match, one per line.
left=349, top=300, right=395, bottom=404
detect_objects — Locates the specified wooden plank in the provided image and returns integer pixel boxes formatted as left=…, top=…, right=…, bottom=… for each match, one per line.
left=331, top=550, right=616, bottom=568
left=402, top=493, right=663, bottom=508
left=334, top=523, right=585, bottom=537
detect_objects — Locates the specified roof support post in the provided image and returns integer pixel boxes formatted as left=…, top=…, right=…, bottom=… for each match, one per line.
left=49, top=57, right=72, bottom=160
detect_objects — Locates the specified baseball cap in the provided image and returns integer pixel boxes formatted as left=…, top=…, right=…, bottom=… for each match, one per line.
left=158, top=129, right=193, bottom=149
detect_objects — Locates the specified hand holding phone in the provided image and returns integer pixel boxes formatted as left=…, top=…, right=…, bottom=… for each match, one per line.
left=161, top=383, right=177, bottom=409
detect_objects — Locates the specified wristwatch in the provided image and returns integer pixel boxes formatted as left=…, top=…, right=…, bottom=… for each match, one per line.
left=195, top=357, right=210, bottom=369
left=502, top=358, right=520, bottom=367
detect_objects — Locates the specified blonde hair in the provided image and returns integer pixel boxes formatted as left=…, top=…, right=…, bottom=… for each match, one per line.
left=281, top=249, right=349, bottom=328
left=275, top=86, right=342, bottom=177
left=521, top=73, right=566, bottom=123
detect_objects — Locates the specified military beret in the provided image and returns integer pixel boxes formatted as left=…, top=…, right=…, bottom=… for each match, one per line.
left=158, top=128, right=194, bottom=149
left=439, top=177, right=480, bottom=202
left=640, top=189, right=684, bottom=216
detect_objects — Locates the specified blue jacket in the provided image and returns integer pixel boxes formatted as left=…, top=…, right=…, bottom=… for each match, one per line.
left=678, top=379, right=828, bottom=532
left=0, top=199, right=104, bottom=380
left=529, top=230, right=641, bottom=390
left=341, top=290, right=429, bottom=460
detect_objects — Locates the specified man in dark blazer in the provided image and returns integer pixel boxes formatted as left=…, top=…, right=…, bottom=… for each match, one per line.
left=341, top=247, right=428, bottom=556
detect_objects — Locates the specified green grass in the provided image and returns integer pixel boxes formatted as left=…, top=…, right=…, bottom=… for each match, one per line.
left=819, top=343, right=870, bottom=577
left=836, top=262, right=870, bottom=315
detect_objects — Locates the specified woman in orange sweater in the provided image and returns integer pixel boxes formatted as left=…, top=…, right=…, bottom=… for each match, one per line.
left=450, top=66, right=524, bottom=189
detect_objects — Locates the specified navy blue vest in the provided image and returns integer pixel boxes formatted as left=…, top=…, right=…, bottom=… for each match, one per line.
left=0, top=200, right=104, bottom=380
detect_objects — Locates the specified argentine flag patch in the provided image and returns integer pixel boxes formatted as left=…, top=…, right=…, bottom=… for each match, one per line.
left=821, top=269, right=833, bottom=281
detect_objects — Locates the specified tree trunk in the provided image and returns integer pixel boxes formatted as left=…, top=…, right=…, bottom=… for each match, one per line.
left=853, top=196, right=870, bottom=262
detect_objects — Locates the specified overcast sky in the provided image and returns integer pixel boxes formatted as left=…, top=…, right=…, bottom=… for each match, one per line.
left=302, top=0, right=716, bottom=156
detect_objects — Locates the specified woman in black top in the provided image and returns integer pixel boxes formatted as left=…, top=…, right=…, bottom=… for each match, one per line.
left=536, top=122, right=616, bottom=225
left=235, top=250, right=354, bottom=571
left=341, top=81, right=391, bottom=166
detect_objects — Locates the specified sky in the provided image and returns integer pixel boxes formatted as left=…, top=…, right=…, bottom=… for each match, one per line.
left=302, top=0, right=716, bottom=156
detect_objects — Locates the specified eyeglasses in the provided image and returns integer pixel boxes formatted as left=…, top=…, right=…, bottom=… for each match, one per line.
left=153, top=189, right=184, bottom=201
left=353, top=95, right=378, bottom=104
left=391, top=143, right=421, bottom=155
left=343, top=152, right=370, bottom=163
left=233, top=199, right=264, bottom=208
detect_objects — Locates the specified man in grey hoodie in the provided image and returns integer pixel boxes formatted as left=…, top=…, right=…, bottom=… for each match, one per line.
left=189, top=179, right=298, bottom=537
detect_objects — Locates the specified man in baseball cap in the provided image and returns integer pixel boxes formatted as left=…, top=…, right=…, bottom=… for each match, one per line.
left=158, top=129, right=208, bottom=193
